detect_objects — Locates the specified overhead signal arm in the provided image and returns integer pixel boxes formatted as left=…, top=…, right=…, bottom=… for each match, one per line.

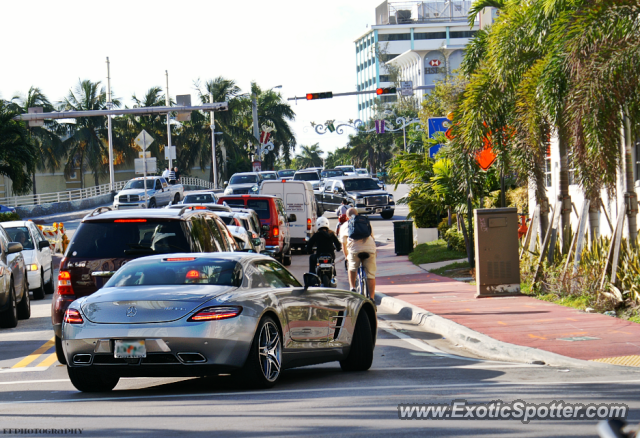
left=288, top=85, right=434, bottom=102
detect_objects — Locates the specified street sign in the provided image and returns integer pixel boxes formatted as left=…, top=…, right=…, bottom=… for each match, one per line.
left=401, top=81, right=413, bottom=96
left=428, top=117, right=450, bottom=158
left=134, top=130, right=154, bottom=151
left=134, top=157, right=157, bottom=174
left=164, top=145, right=176, bottom=160
left=252, top=161, right=262, bottom=172
left=27, top=107, right=43, bottom=127
left=138, top=151, right=151, bottom=158
left=176, top=95, right=192, bottom=122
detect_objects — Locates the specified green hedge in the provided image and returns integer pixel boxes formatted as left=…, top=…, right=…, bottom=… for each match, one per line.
left=437, top=215, right=456, bottom=238
left=444, top=227, right=467, bottom=253
left=0, top=212, right=21, bottom=222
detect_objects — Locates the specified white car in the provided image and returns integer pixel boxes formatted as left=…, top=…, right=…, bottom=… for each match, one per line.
left=356, top=168, right=369, bottom=177
left=3, top=221, right=53, bottom=300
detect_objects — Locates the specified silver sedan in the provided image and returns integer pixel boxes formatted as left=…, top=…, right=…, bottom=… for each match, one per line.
left=62, top=253, right=376, bottom=392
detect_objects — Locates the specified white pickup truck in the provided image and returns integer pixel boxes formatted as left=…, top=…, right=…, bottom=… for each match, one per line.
left=113, top=176, right=184, bottom=209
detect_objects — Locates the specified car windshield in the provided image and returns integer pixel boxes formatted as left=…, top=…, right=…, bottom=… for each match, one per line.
left=356, top=169, right=368, bottom=175
left=229, top=175, right=258, bottom=184
left=247, top=200, right=271, bottom=219
left=277, top=170, right=295, bottom=177
left=343, top=179, right=381, bottom=191
left=260, top=173, right=277, bottom=180
left=337, top=166, right=355, bottom=173
left=293, top=172, right=319, bottom=181
left=4, top=226, right=34, bottom=250
left=68, top=221, right=190, bottom=257
left=321, top=170, right=344, bottom=178
left=123, top=180, right=154, bottom=190
left=105, top=258, right=241, bottom=287
left=183, top=194, right=215, bottom=204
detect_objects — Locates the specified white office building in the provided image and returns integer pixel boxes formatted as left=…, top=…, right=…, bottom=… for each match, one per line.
left=354, top=1, right=494, bottom=120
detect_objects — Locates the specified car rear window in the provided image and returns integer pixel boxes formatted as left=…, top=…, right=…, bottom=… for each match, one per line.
left=293, top=172, right=318, bottom=181
left=184, top=194, right=215, bottom=203
left=230, top=175, right=258, bottom=184
left=68, top=221, right=190, bottom=258
left=222, top=199, right=247, bottom=208
left=4, top=226, right=35, bottom=250
left=247, top=200, right=271, bottom=219
left=105, top=258, right=241, bottom=287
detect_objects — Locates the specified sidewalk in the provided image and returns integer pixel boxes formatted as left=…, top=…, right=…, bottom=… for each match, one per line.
left=372, top=243, right=640, bottom=367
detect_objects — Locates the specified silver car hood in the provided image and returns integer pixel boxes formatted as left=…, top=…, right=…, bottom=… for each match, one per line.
left=80, top=284, right=235, bottom=324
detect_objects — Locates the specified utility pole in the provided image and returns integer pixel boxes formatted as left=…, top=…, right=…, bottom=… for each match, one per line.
left=210, top=93, right=218, bottom=189
left=166, top=70, right=173, bottom=170
left=251, top=83, right=260, bottom=166
left=106, top=57, right=115, bottom=192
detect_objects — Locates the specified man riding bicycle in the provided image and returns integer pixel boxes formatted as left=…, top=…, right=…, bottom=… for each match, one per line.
left=340, top=208, right=377, bottom=299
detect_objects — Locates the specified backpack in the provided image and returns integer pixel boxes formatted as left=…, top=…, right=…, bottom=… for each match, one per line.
left=348, top=215, right=372, bottom=240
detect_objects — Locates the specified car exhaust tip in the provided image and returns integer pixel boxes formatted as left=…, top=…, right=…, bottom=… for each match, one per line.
left=72, top=354, right=92, bottom=365
left=177, top=353, right=207, bottom=363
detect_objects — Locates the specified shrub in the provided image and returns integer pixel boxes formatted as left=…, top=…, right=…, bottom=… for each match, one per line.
left=437, top=214, right=457, bottom=238
left=444, top=227, right=467, bottom=253
left=412, top=209, right=442, bottom=228
left=0, top=212, right=21, bottom=222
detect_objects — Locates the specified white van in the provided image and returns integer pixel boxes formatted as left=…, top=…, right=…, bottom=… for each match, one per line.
left=260, top=180, right=318, bottom=252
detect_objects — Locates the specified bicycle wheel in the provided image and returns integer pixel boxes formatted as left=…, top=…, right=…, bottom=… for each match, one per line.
left=356, top=267, right=367, bottom=297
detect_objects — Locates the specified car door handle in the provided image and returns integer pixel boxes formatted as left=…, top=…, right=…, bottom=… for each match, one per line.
left=299, top=329, right=312, bottom=333
left=91, top=271, right=116, bottom=277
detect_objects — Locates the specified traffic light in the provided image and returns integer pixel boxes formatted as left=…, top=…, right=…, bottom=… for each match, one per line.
left=306, top=92, right=333, bottom=100
left=376, top=87, right=397, bottom=95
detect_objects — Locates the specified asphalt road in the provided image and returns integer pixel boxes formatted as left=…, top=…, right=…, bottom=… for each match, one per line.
left=1, top=185, right=639, bottom=437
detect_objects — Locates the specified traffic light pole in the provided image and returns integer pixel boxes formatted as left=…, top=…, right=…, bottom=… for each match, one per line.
left=287, top=85, right=434, bottom=102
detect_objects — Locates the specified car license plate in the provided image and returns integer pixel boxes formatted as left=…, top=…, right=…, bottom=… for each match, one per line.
left=319, top=263, right=333, bottom=268
left=114, top=340, right=146, bottom=358
left=375, top=208, right=382, bottom=213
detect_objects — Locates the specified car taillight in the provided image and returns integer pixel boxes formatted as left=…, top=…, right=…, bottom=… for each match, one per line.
left=272, top=225, right=279, bottom=237
left=188, top=306, right=243, bottom=322
left=57, top=271, right=74, bottom=296
left=64, top=308, right=83, bottom=324
left=307, top=218, right=312, bottom=231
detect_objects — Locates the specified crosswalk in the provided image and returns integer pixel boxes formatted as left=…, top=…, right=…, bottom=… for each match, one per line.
left=7, top=337, right=59, bottom=372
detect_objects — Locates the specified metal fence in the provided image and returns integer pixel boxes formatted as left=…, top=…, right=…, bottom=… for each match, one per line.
left=0, top=177, right=216, bottom=208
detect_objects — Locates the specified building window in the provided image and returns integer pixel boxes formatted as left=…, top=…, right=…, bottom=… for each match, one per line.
left=378, top=33, right=411, bottom=41
left=545, top=145, right=552, bottom=187
left=379, top=75, right=391, bottom=82
left=414, top=32, right=447, bottom=40
left=450, top=31, right=478, bottom=38
left=358, top=103, right=362, bottom=111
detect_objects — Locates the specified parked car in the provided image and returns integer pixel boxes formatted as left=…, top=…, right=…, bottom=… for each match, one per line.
left=259, top=171, right=278, bottom=181
left=3, top=221, right=53, bottom=300
left=0, top=205, right=16, bottom=213
left=223, top=172, right=264, bottom=195
left=62, top=252, right=377, bottom=392
left=334, top=165, right=356, bottom=176
left=51, top=207, right=237, bottom=365
left=320, top=169, right=345, bottom=180
left=260, top=180, right=318, bottom=252
left=276, top=169, right=296, bottom=180
left=230, top=210, right=266, bottom=253
left=217, top=195, right=294, bottom=265
left=113, top=177, right=183, bottom=209
left=315, top=176, right=395, bottom=219
left=356, top=168, right=369, bottom=177
left=179, top=191, right=217, bottom=205
left=0, top=225, right=29, bottom=328
left=293, top=170, right=322, bottom=190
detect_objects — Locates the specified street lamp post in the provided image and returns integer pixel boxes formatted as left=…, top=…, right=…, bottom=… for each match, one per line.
left=106, top=57, right=115, bottom=192
left=166, top=70, right=173, bottom=171
left=210, top=93, right=218, bottom=189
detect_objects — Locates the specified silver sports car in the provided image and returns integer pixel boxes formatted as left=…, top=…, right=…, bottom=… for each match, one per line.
left=62, top=253, right=377, bottom=392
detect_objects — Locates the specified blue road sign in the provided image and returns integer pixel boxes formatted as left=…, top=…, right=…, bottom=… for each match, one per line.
left=428, top=117, right=450, bottom=158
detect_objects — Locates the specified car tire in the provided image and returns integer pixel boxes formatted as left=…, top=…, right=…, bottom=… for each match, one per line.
left=44, top=270, right=54, bottom=295
left=282, top=246, right=292, bottom=266
left=17, top=276, right=30, bottom=320
left=55, top=335, right=67, bottom=365
left=149, top=199, right=157, bottom=209
left=174, top=193, right=181, bottom=204
left=241, top=315, right=282, bottom=389
left=33, top=271, right=45, bottom=300
left=340, top=309, right=374, bottom=372
left=317, top=206, right=324, bottom=217
left=67, top=367, right=119, bottom=392
left=381, top=211, right=394, bottom=220
left=321, top=274, right=331, bottom=288
left=0, top=279, right=18, bottom=329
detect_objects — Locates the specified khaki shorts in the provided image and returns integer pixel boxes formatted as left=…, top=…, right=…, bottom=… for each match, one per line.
left=347, top=252, right=377, bottom=279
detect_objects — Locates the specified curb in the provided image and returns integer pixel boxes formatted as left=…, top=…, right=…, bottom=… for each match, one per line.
left=375, top=292, right=620, bottom=369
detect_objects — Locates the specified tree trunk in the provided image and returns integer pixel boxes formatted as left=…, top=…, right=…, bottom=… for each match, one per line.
left=447, top=207, right=452, bottom=228
left=557, top=127, right=572, bottom=253
left=623, top=113, right=638, bottom=245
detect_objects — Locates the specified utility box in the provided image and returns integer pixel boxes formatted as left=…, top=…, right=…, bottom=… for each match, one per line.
left=474, top=208, right=521, bottom=298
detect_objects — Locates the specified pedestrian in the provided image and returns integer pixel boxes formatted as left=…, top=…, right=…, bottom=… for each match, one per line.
left=162, top=167, right=172, bottom=179
left=174, top=167, right=181, bottom=183
left=337, top=198, right=350, bottom=217
left=341, top=208, right=377, bottom=298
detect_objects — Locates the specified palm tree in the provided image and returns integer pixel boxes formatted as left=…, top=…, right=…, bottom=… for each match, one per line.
left=59, top=80, right=120, bottom=188
left=295, top=144, right=323, bottom=168
left=8, top=87, right=63, bottom=195
left=0, top=101, right=37, bottom=194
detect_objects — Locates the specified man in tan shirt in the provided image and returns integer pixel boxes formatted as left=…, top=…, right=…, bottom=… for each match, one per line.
left=340, top=208, right=377, bottom=298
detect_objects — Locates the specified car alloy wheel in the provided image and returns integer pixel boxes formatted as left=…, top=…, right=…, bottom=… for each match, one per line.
left=33, top=271, right=45, bottom=300
left=259, top=320, right=282, bottom=383
left=17, top=276, right=30, bottom=320
left=0, top=280, right=18, bottom=328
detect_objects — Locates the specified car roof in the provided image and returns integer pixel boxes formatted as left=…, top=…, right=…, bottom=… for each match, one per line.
left=324, top=175, right=374, bottom=180
left=82, top=208, right=213, bottom=222
left=184, top=190, right=216, bottom=195
left=218, top=194, right=278, bottom=199
left=295, top=170, right=320, bottom=174
left=168, top=203, right=231, bottom=212
left=259, top=171, right=276, bottom=174
left=1, top=221, right=32, bottom=228
left=122, top=252, right=271, bottom=264
left=231, top=172, right=260, bottom=176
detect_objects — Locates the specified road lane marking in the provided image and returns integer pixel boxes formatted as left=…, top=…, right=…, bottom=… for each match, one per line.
left=11, top=338, right=55, bottom=369
left=34, top=353, right=58, bottom=368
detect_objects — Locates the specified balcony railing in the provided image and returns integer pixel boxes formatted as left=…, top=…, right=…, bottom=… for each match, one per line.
left=376, top=0, right=475, bottom=25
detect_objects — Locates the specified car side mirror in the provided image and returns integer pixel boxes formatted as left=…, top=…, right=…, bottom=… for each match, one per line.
left=252, top=238, right=262, bottom=247
left=260, top=250, right=275, bottom=257
left=303, top=273, right=321, bottom=290
left=7, top=242, right=23, bottom=255
left=38, top=240, right=50, bottom=250
left=223, top=181, right=228, bottom=187
left=287, top=214, right=297, bottom=222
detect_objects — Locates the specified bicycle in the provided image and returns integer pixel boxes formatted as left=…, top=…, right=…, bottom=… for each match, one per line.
left=355, top=252, right=371, bottom=299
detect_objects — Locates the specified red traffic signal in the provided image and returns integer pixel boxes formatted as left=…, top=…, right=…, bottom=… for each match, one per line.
left=376, top=87, right=397, bottom=95
left=306, top=92, right=333, bottom=100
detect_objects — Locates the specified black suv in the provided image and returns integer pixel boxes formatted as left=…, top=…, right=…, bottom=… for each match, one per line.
left=51, top=206, right=237, bottom=363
